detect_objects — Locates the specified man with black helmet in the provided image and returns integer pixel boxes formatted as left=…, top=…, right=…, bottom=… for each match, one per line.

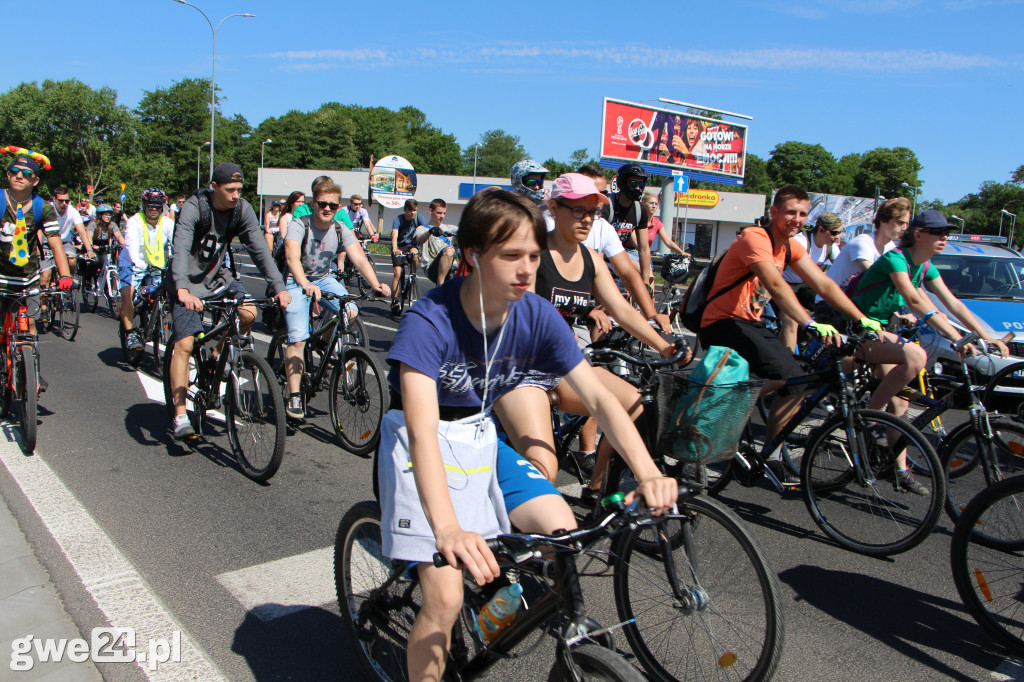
left=610, top=163, right=653, bottom=285
left=119, top=188, right=174, bottom=353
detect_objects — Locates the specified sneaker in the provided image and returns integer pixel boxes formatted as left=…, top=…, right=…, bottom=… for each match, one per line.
left=125, top=329, right=143, bottom=352
left=286, top=398, right=305, bottom=421
left=579, top=487, right=601, bottom=511
left=173, top=419, right=196, bottom=440
left=895, top=468, right=930, bottom=496
left=766, top=460, right=799, bottom=487
left=574, top=451, right=596, bottom=479
left=390, top=301, right=401, bottom=316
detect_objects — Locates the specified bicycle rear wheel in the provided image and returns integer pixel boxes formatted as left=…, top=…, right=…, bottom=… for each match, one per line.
left=55, top=288, right=80, bottom=341
left=16, top=346, right=37, bottom=453
left=151, top=303, right=171, bottom=379
left=941, top=418, right=1024, bottom=538
left=549, top=644, right=646, bottom=682
left=335, top=501, right=420, bottom=682
left=329, top=347, right=388, bottom=455
left=802, top=410, right=944, bottom=556
left=613, top=493, right=784, bottom=682
left=982, top=360, right=1024, bottom=422
left=951, top=474, right=1024, bottom=656
left=225, top=350, right=285, bottom=482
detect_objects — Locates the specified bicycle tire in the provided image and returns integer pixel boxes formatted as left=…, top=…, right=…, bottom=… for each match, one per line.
left=613, top=493, right=784, bottom=682
left=329, top=347, right=388, bottom=456
left=951, top=474, right=1024, bottom=656
left=106, top=271, right=121, bottom=316
left=335, top=500, right=420, bottom=682
left=225, top=350, right=285, bottom=483
left=82, top=275, right=97, bottom=312
left=982, top=360, right=1024, bottom=422
left=0, top=341, right=11, bottom=418
left=265, top=331, right=288, bottom=384
left=151, top=303, right=170, bottom=379
left=802, top=409, right=944, bottom=556
left=941, top=418, right=1024, bottom=538
left=16, top=345, right=37, bottom=453
left=547, top=643, right=646, bottom=682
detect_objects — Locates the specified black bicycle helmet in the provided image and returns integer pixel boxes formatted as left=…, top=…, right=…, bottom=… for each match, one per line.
left=140, top=187, right=167, bottom=206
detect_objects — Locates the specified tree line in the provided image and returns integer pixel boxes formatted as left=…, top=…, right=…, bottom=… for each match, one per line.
left=1, top=78, right=1020, bottom=242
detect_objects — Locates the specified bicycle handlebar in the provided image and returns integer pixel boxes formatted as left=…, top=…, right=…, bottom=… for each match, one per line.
left=586, top=340, right=690, bottom=369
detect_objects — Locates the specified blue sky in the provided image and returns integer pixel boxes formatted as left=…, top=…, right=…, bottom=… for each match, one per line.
left=6, top=0, right=1022, bottom=203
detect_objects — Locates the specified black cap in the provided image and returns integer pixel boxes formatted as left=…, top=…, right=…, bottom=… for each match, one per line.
left=9, top=154, right=40, bottom=175
left=910, top=209, right=956, bottom=231
left=211, top=162, right=244, bottom=184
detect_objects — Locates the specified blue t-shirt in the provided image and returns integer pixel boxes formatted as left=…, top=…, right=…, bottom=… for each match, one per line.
left=391, top=214, right=426, bottom=248
left=387, top=279, right=584, bottom=408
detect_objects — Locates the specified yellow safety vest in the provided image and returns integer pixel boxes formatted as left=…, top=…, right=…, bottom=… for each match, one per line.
left=142, top=216, right=168, bottom=268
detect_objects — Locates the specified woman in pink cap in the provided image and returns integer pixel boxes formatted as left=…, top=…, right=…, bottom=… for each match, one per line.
left=494, top=173, right=690, bottom=510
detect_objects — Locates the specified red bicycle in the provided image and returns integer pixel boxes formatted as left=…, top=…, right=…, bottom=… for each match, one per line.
left=0, top=289, right=40, bottom=453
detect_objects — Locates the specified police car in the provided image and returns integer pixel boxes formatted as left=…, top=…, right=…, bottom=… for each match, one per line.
left=916, top=234, right=1024, bottom=388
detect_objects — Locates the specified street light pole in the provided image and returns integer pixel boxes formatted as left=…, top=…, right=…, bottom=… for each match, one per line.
left=901, top=182, right=920, bottom=217
left=172, top=1, right=254, bottom=183
left=1001, top=209, right=1018, bottom=244
left=471, top=143, right=482, bottom=197
left=259, top=138, right=272, bottom=222
left=196, top=141, right=210, bottom=190
left=950, top=215, right=965, bottom=233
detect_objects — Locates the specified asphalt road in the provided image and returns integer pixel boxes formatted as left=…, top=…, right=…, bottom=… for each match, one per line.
left=1, top=251, right=1022, bottom=682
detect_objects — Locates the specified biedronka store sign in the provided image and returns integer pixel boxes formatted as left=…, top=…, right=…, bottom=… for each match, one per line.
left=673, top=189, right=720, bottom=208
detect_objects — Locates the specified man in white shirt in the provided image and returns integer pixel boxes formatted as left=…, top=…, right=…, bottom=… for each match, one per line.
left=415, top=198, right=458, bottom=286
left=344, top=194, right=376, bottom=240
left=118, top=187, right=174, bottom=352
left=775, top=212, right=842, bottom=350
left=46, top=187, right=94, bottom=287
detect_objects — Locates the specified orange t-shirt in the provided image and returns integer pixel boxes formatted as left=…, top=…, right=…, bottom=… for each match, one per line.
left=700, top=226, right=807, bottom=327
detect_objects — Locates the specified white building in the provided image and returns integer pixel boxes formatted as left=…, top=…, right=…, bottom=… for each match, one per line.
left=258, top=167, right=765, bottom=258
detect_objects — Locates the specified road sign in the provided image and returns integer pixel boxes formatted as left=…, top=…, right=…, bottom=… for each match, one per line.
left=674, top=176, right=690, bottom=193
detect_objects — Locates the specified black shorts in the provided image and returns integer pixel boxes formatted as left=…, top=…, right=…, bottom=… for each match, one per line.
left=698, top=318, right=806, bottom=395
left=390, top=247, right=417, bottom=268
left=426, top=249, right=455, bottom=283
left=169, top=279, right=249, bottom=340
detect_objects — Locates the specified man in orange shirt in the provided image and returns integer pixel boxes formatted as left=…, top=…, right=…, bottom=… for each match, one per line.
left=697, top=185, right=877, bottom=483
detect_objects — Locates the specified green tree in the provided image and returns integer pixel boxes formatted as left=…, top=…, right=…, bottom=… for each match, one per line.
left=766, top=141, right=838, bottom=193
left=740, top=153, right=772, bottom=199
left=397, top=106, right=463, bottom=175
left=464, top=130, right=528, bottom=178
left=853, top=146, right=922, bottom=199
left=947, top=180, right=1024, bottom=243
left=1011, top=165, right=1024, bottom=185
left=833, top=153, right=862, bottom=196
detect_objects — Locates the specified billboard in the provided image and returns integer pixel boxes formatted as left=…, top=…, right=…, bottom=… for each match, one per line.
left=600, top=98, right=748, bottom=181
left=370, top=155, right=417, bottom=209
left=807, top=192, right=878, bottom=243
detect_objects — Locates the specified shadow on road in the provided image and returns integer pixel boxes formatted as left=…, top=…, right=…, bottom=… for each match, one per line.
left=780, top=564, right=1012, bottom=680
left=231, top=605, right=355, bottom=680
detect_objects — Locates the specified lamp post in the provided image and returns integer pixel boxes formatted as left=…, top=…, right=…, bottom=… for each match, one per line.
left=471, top=143, right=483, bottom=197
left=1001, top=209, right=1017, bottom=244
left=172, top=0, right=254, bottom=183
left=196, top=141, right=210, bottom=190
left=901, top=182, right=920, bottom=217
left=259, top=138, right=272, bottom=222
left=950, top=215, right=965, bottom=233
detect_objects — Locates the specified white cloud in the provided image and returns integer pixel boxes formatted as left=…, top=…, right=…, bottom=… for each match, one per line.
left=259, top=44, right=1011, bottom=74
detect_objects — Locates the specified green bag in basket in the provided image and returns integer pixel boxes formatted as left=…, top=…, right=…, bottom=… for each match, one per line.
left=656, top=346, right=759, bottom=464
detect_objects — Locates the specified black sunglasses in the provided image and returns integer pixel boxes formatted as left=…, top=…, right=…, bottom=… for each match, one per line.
left=923, top=227, right=953, bottom=236
left=317, top=201, right=340, bottom=211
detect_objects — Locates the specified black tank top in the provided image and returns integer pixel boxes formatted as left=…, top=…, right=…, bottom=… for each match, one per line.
left=536, top=245, right=596, bottom=325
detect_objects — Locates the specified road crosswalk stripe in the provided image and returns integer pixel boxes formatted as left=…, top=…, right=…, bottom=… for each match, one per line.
left=215, top=547, right=335, bottom=622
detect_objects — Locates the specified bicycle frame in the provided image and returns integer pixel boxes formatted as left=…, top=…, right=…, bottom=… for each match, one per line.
left=0, top=295, right=37, bottom=397
left=296, top=295, right=357, bottom=401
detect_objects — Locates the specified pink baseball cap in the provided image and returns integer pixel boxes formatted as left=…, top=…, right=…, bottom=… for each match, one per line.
left=549, top=173, right=611, bottom=205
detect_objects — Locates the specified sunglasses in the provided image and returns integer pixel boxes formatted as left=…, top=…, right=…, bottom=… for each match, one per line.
left=55, top=197, right=71, bottom=204
left=923, top=228, right=953, bottom=236
left=824, top=229, right=842, bottom=236
left=7, top=167, right=34, bottom=178
left=625, top=178, right=646, bottom=189
left=317, top=201, right=340, bottom=211
left=350, top=202, right=362, bottom=207
left=522, top=177, right=545, bottom=188
left=557, top=201, right=601, bottom=220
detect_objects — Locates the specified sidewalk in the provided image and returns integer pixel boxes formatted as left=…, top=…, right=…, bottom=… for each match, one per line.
left=0, top=491, right=103, bottom=680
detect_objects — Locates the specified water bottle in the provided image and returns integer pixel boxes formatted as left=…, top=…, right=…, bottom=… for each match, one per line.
left=475, top=583, right=524, bottom=643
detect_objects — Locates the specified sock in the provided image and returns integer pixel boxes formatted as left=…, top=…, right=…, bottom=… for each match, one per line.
left=578, top=450, right=596, bottom=458
left=174, top=414, right=189, bottom=427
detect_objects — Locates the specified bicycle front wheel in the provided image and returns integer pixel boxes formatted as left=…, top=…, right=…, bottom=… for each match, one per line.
left=951, top=474, right=1024, bottom=656
left=802, top=409, right=944, bottom=556
left=151, top=303, right=171, bottom=379
left=0, top=340, right=11, bottom=418
left=225, top=350, right=285, bottom=483
left=982, top=360, right=1024, bottom=422
left=613, top=494, right=784, bottom=682
left=16, top=345, right=37, bottom=453
left=56, top=288, right=80, bottom=341
left=942, top=418, right=1024, bottom=537
left=335, top=501, right=420, bottom=682
left=329, top=347, right=388, bottom=456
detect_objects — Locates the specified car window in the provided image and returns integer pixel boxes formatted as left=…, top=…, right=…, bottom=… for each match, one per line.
left=933, top=254, right=1024, bottom=298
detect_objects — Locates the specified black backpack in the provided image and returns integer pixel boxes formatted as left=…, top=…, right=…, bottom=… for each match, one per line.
left=679, top=225, right=791, bottom=333
left=263, top=216, right=314, bottom=332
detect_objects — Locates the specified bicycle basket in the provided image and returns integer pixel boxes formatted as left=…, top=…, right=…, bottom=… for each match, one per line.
left=654, top=371, right=765, bottom=464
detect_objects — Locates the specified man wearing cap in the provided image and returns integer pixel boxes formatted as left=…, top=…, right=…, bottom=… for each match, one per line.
left=775, top=211, right=843, bottom=351
left=167, top=161, right=291, bottom=440
left=1, top=151, right=74, bottom=390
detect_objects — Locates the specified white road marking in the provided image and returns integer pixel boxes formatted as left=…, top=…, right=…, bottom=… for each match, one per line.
left=215, top=546, right=335, bottom=622
left=0, top=428, right=225, bottom=680
left=137, top=371, right=227, bottom=424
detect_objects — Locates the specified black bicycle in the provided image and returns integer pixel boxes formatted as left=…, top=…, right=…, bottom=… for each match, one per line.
left=266, top=291, right=388, bottom=455
left=341, top=238, right=378, bottom=299
left=950, top=474, right=1024, bottom=656
left=41, top=282, right=80, bottom=341
left=335, top=485, right=784, bottom=682
left=392, top=252, right=419, bottom=316
left=121, top=268, right=171, bottom=376
left=710, top=330, right=945, bottom=557
left=162, top=296, right=286, bottom=482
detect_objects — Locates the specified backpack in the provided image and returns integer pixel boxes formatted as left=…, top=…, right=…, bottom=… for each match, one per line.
left=679, top=225, right=791, bottom=333
left=0, top=189, right=44, bottom=231
left=263, top=216, right=313, bottom=331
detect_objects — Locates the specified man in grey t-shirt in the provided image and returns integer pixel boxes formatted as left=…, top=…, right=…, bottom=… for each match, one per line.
left=281, top=178, right=390, bottom=419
